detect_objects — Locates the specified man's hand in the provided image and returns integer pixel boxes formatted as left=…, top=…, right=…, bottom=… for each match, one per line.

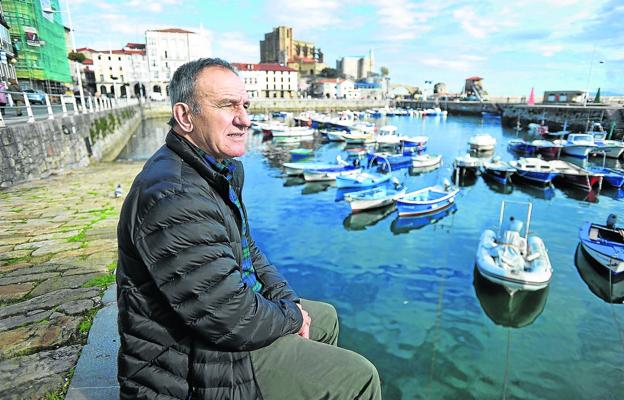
left=296, top=303, right=311, bottom=339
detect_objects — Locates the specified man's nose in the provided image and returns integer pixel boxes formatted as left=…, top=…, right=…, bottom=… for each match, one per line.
left=235, top=108, right=251, bottom=128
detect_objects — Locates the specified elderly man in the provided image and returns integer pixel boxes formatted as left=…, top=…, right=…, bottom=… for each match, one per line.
left=116, top=58, right=381, bottom=399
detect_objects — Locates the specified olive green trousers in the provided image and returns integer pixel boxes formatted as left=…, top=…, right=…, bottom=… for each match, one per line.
left=251, top=299, right=381, bottom=400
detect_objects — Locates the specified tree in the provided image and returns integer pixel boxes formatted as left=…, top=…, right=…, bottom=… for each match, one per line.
left=320, top=68, right=340, bottom=78
left=380, top=66, right=389, bottom=76
left=68, top=51, right=86, bottom=63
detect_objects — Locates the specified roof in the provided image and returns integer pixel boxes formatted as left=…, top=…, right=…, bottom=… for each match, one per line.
left=77, top=47, right=97, bottom=53
left=232, top=63, right=296, bottom=72
left=149, top=28, right=195, bottom=34
left=82, top=59, right=93, bottom=65
left=125, top=43, right=145, bottom=49
left=466, top=76, right=483, bottom=81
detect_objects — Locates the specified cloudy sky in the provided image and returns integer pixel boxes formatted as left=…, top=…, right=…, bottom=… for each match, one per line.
left=68, top=0, right=624, bottom=96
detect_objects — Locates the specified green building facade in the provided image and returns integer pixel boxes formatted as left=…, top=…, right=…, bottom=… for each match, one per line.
left=3, top=0, right=71, bottom=93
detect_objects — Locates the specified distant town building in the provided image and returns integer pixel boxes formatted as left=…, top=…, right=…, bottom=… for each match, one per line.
left=259, top=26, right=324, bottom=75
left=78, top=44, right=149, bottom=99
left=542, top=90, right=585, bottom=104
left=3, top=0, right=71, bottom=93
left=145, top=28, right=211, bottom=96
left=232, top=62, right=298, bottom=98
left=0, top=2, right=17, bottom=82
left=462, top=76, right=488, bottom=101
left=310, top=78, right=355, bottom=99
left=434, top=82, right=447, bottom=94
left=336, top=50, right=375, bottom=80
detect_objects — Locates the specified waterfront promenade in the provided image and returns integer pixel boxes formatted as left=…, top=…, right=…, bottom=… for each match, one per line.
left=0, top=160, right=143, bottom=399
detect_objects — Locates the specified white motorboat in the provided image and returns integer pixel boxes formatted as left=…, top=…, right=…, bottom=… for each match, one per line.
left=376, top=125, right=401, bottom=147
left=508, top=158, right=558, bottom=185
left=271, top=126, right=315, bottom=138
left=555, top=133, right=597, bottom=158
left=468, top=134, right=496, bottom=152
left=591, top=132, right=624, bottom=159
left=454, top=152, right=483, bottom=171
left=476, top=201, right=553, bottom=292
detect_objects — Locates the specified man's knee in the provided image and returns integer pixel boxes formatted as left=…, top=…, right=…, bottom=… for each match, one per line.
left=347, top=352, right=381, bottom=399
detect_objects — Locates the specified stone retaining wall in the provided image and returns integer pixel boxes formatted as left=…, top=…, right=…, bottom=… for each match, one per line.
left=0, top=106, right=143, bottom=188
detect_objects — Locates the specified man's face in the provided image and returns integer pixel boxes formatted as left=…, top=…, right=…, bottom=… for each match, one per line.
left=189, top=67, right=250, bottom=160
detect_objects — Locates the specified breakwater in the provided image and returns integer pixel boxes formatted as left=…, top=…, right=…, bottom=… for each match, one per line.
left=395, top=99, right=624, bottom=138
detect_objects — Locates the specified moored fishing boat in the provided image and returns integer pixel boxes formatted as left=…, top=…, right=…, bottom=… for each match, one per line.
left=532, top=140, right=563, bottom=158
left=507, top=139, right=536, bottom=155
left=468, top=134, right=496, bottom=152
left=579, top=214, right=624, bottom=278
left=549, top=160, right=603, bottom=191
left=411, top=154, right=442, bottom=171
left=396, top=182, right=459, bottom=216
left=509, top=157, right=557, bottom=185
left=476, top=201, right=553, bottom=292
left=344, top=180, right=407, bottom=212
left=481, top=158, right=516, bottom=184
left=303, top=165, right=362, bottom=182
left=335, top=171, right=392, bottom=189
left=555, top=133, right=597, bottom=158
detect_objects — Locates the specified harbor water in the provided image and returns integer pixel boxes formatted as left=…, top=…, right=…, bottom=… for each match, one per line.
left=117, top=115, right=624, bottom=400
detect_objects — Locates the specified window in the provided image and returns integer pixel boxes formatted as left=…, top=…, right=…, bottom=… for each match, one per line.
left=164, top=50, right=168, bottom=59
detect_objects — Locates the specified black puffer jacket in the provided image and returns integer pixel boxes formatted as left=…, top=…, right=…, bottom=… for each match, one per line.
left=117, top=131, right=303, bottom=399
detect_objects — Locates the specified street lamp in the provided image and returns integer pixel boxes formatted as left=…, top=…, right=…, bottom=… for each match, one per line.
left=43, top=0, right=86, bottom=112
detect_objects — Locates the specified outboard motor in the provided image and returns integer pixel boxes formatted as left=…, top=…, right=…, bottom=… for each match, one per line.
left=606, top=214, right=618, bottom=229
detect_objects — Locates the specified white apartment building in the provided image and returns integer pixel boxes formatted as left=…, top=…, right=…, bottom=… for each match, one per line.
left=145, top=28, right=211, bottom=97
left=78, top=45, right=149, bottom=98
left=233, top=63, right=298, bottom=99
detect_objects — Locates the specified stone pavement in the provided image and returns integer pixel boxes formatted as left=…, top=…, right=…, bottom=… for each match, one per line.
left=0, top=161, right=143, bottom=399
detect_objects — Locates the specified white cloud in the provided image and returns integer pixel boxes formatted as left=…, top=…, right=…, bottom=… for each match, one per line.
left=266, top=0, right=344, bottom=31
left=535, top=44, right=564, bottom=57
left=212, top=32, right=259, bottom=62
left=374, top=0, right=438, bottom=41
left=421, top=54, right=485, bottom=71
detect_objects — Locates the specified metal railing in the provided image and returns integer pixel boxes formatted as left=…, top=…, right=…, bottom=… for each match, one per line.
left=0, top=91, right=143, bottom=128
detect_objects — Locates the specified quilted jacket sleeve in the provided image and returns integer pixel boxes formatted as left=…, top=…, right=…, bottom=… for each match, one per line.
left=133, top=188, right=303, bottom=351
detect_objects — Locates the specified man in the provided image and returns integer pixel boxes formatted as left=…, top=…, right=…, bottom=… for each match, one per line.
left=116, top=58, right=381, bottom=399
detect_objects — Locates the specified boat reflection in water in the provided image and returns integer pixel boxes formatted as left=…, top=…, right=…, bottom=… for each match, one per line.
left=601, top=188, right=624, bottom=201
left=343, top=204, right=396, bottom=231
left=574, top=245, right=624, bottom=304
left=514, top=182, right=556, bottom=201
left=452, top=169, right=478, bottom=187
left=482, top=175, right=514, bottom=195
left=283, top=177, right=305, bottom=187
left=390, top=203, right=457, bottom=235
left=558, top=186, right=599, bottom=204
left=473, top=267, right=549, bottom=328
left=302, top=181, right=335, bottom=195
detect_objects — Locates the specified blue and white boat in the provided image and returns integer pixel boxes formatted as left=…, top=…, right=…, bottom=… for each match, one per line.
left=507, top=139, right=536, bottom=155
left=476, top=201, right=553, bottom=292
left=283, top=156, right=349, bottom=176
left=396, top=182, right=459, bottom=217
left=579, top=215, right=624, bottom=277
left=586, top=167, right=624, bottom=188
left=335, top=171, right=392, bottom=189
left=509, top=158, right=558, bottom=185
left=482, top=158, right=516, bottom=184
left=555, top=133, right=597, bottom=158
left=367, top=152, right=413, bottom=171
left=303, top=165, right=362, bottom=182
left=345, top=181, right=407, bottom=212
left=391, top=203, right=457, bottom=234
left=400, top=135, right=429, bottom=151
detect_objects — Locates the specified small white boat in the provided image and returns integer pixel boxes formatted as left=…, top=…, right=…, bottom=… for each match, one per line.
left=555, top=133, right=597, bottom=158
left=591, top=132, right=624, bottom=159
left=476, top=201, right=553, bottom=292
left=411, top=154, right=442, bottom=171
left=283, top=156, right=348, bottom=176
left=396, top=181, right=459, bottom=217
left=303, top=165, right=362, bottom=182
left=508, top=158, right=557, bottom=185
left=468, top=134, right=496, bottom=152
left=345, top=180, right=407, bottom=212
left=271, top=126, right=315, bottom=138
left=454, top=152, right=483, bottom=171
left=376, top=125, right=401, bottom=147
left=342, top=130, right=376, bottom=145
left=326, top=131, right=346, bottom=142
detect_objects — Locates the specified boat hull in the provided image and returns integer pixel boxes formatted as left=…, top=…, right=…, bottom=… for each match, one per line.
left=396, top=187, right=459, bottom=217
left=579, top=222, right=624, bottom=275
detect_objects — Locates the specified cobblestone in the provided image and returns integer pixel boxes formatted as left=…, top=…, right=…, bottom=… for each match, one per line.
left=0, top=161, right=143, bottom=398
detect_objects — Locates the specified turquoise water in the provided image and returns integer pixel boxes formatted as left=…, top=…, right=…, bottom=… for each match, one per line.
left=119, top=116, right=624, bottom=400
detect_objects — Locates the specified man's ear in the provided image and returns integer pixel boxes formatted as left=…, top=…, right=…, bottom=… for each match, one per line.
left=172, top=103, right=193, bottom=133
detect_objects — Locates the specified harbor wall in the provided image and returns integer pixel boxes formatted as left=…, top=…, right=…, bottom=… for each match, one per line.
left=0, top=105, right=143, bottom=188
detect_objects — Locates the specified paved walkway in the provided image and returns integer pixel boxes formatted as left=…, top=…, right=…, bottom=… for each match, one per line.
left=0, top=161, right=143, bottom=399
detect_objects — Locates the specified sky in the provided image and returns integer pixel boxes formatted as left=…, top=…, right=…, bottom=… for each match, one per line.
left=67, top=0, right=624, bottom=96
